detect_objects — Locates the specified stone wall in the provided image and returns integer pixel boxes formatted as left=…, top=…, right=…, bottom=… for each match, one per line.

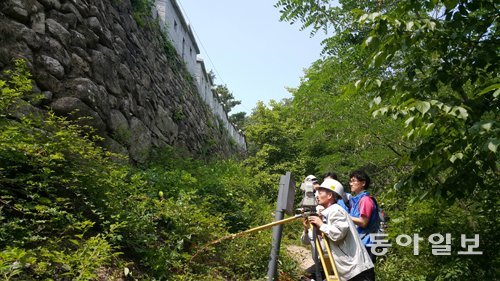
left=0, top=0, right=246, bottom=162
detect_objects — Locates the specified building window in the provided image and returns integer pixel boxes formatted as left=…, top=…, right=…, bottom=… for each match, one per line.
left=174, top=20, right=178, bottom=31
left=182, top=38, right=185, bottom=59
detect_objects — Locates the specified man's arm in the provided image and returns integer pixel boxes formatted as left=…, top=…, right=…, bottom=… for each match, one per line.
left=309, top=208, right=348, bottom=242
left=350, top=196, right=374, bottom=228
left=351, top=215, right=369, bottom=228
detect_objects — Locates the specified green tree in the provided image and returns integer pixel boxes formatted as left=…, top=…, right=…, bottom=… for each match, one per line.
left=274, top=1, right=499, bottom=280
left=243, top=100, right=310, bottom=200
left=290, top=56, right=408, bottom=186
left=229, top=111, right=248, bottom=129
left=213, top=84, right=241, bottom=113
left=275, top=0, right=499, bottom=195
left=211, top=81, right=248, bottom=131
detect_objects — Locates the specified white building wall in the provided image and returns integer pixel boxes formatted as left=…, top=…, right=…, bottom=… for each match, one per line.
left=156, top=0, right=198, bottom=75
left=154, top=0, right=246, bottom=151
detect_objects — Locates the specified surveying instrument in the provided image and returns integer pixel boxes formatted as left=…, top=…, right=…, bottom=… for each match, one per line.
left=191, top=172, right=340, bottom=281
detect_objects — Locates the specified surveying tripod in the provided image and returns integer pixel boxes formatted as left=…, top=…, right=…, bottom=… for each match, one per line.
left=307, top=219, right=340, bottom=281
left=190, top=173, right=341, bottom=280
left=300, top=179, right=340, bottom=281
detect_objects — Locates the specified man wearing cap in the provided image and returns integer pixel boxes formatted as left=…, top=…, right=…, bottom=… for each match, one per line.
left=322, top=171, right=351, bottom=212
left=305, top=174, right=318, bottom=183
left=304, top=175, right=325, bottom=213
left=300, top=175, right=325, bottom=280
left=306, top=178, right=375, bottom=281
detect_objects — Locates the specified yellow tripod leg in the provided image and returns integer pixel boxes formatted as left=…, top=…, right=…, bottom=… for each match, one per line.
left=314, top=233, right=331, bottom=279
left=320, top=232, right=340, bottom=281
left=313, top=226, right=340, bottom=281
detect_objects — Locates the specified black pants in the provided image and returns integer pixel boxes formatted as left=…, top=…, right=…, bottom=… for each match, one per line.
left=348, top=267, right=375, bottom=281
left=305, top=263, right=325, bottom=280
left=366, top=246, right=377, bottom=264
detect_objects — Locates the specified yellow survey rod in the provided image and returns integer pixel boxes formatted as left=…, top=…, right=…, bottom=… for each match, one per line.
left=189, top=214, right=303, bottom=262
left=217, top=214, right=303, bottom=242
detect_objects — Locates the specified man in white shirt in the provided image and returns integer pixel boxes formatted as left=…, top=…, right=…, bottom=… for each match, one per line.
left=305, top=178, right=375, bottom=281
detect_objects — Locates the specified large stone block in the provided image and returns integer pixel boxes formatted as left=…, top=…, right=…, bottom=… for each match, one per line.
left=46, top=18, right=70, bottom=46
left=31, top=11, right=46, bottom=34
left=90, top=49, right=121, bottom=96
left=38, top=0, right=61, bottom=10
left=3, top=0, right=29, bottom=23
left=33, top=67, right=61, bottom=92
left=50, top=96, right=107, bottom=134
left=155, top=105, right=178, bottom=142
left=75, top=25, right=99, bottom=48
left=69, top=52, right=90, bottom=77
left=61, top=2, right=83, bottom=23
left=63, top=77, right=99, bottom=104
left=108, top=109, right=129, bottom=133
left=47, top=9, right=78, bottom=29
left=63, top=77, right=112, bottom=117
left=37, top=55, right=64, bottom=79
left=128, top=117, right=152, bottom=163
left=42, top=37, right=70, bottom=67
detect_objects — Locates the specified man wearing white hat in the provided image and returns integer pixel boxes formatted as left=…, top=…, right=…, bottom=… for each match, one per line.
left=300, top=174, right=324, bottom=280
left=305, top=174, right=318, bottom=183
left=306, top=178, right=375, bottom=281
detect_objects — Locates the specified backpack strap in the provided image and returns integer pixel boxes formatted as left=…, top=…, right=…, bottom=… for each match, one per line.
left=343, top=197, right=351, bottom=210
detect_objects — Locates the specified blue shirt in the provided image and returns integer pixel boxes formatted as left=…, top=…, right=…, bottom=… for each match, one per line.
left=349, top=191, right=378, bottom=246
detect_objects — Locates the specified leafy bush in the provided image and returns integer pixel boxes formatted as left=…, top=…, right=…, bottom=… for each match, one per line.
left=0, top=60, right=283, bottom=280
left=375, top=188, right=499, bottom=281
left=130, top=0, right=154, bottom=27
left=0, top=60, right=124, bottom=280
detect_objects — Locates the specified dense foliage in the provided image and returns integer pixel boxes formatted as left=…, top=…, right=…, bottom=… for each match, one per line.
left=258, top=0, right=498, bottom=279
left=0, top=61, right=299, bottom=280
left=275, top=0, right=499, bottom=194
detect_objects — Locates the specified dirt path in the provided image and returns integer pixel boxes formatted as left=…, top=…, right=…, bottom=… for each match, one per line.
left=286, top=245, right=314, bottom=271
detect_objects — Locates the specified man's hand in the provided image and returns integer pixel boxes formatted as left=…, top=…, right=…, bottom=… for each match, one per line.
left=302, top=218, right=310, bottom=232
left=308, top=215, right=323, bottom=228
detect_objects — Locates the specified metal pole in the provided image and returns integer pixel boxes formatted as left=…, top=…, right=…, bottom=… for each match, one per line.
left=312, top=225, right=322, bottom=281
left=267, top=172, right=295, bottom=281
left=267, top=208, right=284, bottom=281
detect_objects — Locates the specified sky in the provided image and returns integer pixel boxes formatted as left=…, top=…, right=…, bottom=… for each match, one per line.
left=176, top=0, right=328, bottom=114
